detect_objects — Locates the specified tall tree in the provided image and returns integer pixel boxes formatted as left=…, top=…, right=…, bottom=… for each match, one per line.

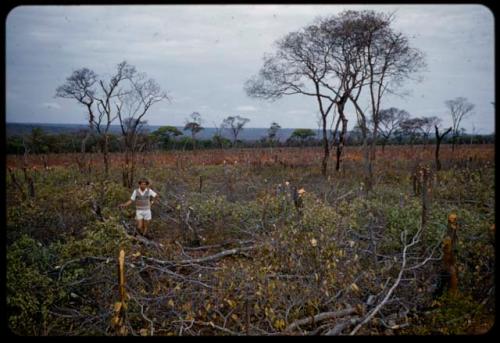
left=445, top=97, right=474, bottom=151
left=56, top=62, right=136, bottom=176
left=344, top=10, right=426, bottom=190
left=115, top=68, right=169, bottom=187
left=317, top=14, right=370, bottom=172
left=245, top=22, right=338, bottom=175
left=222, top=115, right=250, bottom=147
left=246, top=10, right=424, bottom=178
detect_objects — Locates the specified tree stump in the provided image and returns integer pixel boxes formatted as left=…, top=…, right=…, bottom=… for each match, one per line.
left=111, top=249, right=128, bottom=335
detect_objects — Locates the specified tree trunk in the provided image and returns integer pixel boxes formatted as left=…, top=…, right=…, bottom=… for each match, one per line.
left=366, top=134, right=374, bottom=191
left=447, top=213, right=458, bottom=251
left=122, top=144, right=137, bottom=188
left=420, top=166, right=430, bottom=253
left=129, top=155, right=135, bottom=188
left=441, top=235, right=458, bottom=296
left=103, top=134, right=110, bottom=176
left=370, top=122, right=378, bottom=162
left=367, top=157, right=373, bottom=191
left=435, top=126, right=451, bottom=171
left=435, top=139, right=442, bottom=171
left=321, top=115, right=329, bottom=177
left=76, top=131, right=90, bottom=174
left=361, top=128, right=371, bottom=192
left=335, top=114, right=348, bottom=172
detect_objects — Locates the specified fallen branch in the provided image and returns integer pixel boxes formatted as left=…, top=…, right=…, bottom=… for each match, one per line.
left=176, top=244, right=262, bottom=265
left=307, top=323, right=333, bottom=336
left=284, top=307, right=356, bottom=333
left=130, top=234, right=164, bottom=250
left=119, top=214, right=163, bottom=250
left=324, top=317, right=361, bottom=335
left=182, top=239, right=254, bottom=251
left=141, top=244, right=262, bottom=268
left=349, top=228, right=419, bottom=335
left=140, top=264, right=213, bottom=289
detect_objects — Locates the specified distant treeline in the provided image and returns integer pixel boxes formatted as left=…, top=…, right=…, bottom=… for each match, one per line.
left=5, top=127, right=495, bottom=155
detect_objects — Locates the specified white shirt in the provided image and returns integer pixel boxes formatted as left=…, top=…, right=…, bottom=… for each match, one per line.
left=130, top=188, right=158, bottom=201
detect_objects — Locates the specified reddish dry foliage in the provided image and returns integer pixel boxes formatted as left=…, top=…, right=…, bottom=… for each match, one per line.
left=6, top=144, right=494, bottom=169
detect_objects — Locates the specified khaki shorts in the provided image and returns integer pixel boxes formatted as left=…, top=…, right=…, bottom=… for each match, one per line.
left=136, top=209, right=152, bottom=221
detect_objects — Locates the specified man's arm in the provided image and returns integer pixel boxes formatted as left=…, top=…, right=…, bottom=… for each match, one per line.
left=120, top=190, right=136, bottom=208
left=119, top=199, right=133, bottom=208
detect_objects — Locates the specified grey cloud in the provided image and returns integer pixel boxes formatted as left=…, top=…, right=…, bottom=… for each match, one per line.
left=235, top=105, right=257, bottom=112
left=40, top=102, right=61, bottom=110
left=6, top=5, right=495, bottom=133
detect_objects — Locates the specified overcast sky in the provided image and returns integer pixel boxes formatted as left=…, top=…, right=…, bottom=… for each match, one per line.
left=6, top=4, right=495, bottom=133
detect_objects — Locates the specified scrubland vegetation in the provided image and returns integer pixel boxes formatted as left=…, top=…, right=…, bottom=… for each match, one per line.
left=6, top=145, right=494, bottom=335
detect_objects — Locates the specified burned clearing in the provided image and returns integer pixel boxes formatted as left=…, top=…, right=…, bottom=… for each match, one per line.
left=6, top=145, right=495, bottom=335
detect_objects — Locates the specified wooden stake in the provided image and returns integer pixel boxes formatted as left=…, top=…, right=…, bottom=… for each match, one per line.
left=118, top=249, right=126, bottom=303
left=447, top=213, right=458, bottom=251
left=112, top=249, right=128, bottom=335
left=442, top=237, right=458, bottom=295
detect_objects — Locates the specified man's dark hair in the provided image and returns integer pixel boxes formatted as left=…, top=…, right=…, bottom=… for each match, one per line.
left=138, top=178, right=150, bottom=185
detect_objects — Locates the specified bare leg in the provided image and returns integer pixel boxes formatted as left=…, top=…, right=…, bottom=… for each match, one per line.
left=136, top=220, right=144, bottom=235
left=143, top=220, right=150, bottom=237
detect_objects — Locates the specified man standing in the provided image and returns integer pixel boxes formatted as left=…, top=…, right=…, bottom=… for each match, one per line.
left=119, top=178, right=159, bottom=238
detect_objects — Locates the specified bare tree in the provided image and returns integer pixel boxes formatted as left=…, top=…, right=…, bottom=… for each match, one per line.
left=317, top=14, right=371, bottom=173
left=115, top=70, right=169, bottom=187
left=246, top=10, right=424, bottom=178
left=56, top=62, right=136, bottom=176
left=56, top=67, right=98, bottom=174
left=245, top=12, right=367, bottom=175
left=222, top=115, right=250, bottom=147
left=378, top=107, right=410, bottom=152
left=445, top=97, right=474, bottom=151
left=245, top=22, right=338, bottom=176
left=344, top=10, right=425, bottom=190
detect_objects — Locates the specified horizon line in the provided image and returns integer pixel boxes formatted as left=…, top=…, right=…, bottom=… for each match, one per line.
left=5, top=121, right=495, bottom=135
left=5, top=121, right=321, bottom=130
